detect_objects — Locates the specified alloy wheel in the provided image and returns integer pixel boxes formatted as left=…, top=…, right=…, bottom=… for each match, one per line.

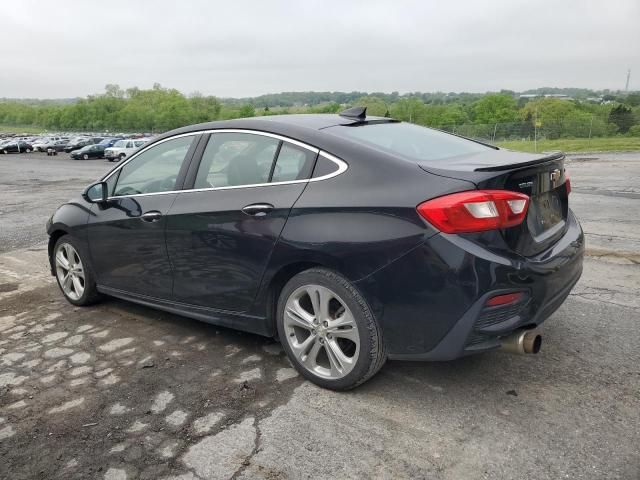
left=283, top=284, right=360, bottom=380
left=55, top=243, right=85, bottom=301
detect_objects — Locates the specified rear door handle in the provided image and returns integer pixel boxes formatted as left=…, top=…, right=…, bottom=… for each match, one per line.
left=140, top=211, right=163, bottom=222
left=242, top=203, right=274, bottom=216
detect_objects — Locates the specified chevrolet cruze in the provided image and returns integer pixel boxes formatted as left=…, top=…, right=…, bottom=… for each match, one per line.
left=46, top=108, right=584, bottom=390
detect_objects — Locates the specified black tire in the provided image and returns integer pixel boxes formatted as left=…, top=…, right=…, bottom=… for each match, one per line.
left=276, top=268, right=387, bottom=390
left=118, top=153, right=126, bottom=162
left=83, top=154, right=89, bottom=160
left=53, top=235, right=101, bottom=306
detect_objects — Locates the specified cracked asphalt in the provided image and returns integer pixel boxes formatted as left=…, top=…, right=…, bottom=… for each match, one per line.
left=0, top=152, right=639, bottom=479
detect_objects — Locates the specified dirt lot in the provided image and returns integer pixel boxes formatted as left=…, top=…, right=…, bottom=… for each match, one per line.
left=1, top=152, right=639, bottom=479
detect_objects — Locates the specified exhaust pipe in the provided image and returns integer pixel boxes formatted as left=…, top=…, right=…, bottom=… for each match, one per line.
left=499, top=329, right=542, bottom=355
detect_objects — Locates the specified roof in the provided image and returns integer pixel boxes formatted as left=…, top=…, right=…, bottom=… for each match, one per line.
left=150, top=114, right=395, bottom=153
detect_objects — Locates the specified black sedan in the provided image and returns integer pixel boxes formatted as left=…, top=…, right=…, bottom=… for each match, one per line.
left=46, top=109, right=583, bottom=390
left=64, top=138, right=93, bottom=153
left=70, top=144, right=106, bottom=160
left=1, top=141, right=33, bottom=154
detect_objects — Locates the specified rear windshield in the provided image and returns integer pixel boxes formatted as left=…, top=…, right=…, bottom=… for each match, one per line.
left=326, top=122, right=490, bottom=162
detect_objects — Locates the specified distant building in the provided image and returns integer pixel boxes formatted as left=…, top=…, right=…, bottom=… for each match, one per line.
left=518, top=93, right=573, bottom=100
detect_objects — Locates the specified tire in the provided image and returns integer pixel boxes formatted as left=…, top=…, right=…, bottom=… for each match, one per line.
left=25, top=148, right=31, bottom=153
left=83, top=154, right=89, bottom=160
left=118, top=153, right=126, bottom=162
left=276, top=268, right=386, bottom=390
left=53, top=235, right=101, bottom=306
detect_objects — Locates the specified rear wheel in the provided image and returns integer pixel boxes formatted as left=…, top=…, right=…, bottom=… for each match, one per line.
left=53, top=236, right=101, bottom=306
left=277, top=268, right=386, bottom=390
left=83, top=154, right=89, bottom=160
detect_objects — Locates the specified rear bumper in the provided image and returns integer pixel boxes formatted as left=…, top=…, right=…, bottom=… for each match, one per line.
left=355, top=210, right=584, bottom=360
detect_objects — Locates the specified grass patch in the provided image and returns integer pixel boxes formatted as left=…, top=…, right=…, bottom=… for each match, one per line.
left=497, top=137, right=640, bottom=153
left=0, top=125, right=46, bottom=134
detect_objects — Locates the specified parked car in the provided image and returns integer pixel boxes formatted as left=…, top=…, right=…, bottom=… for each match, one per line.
left=104, top=138, right=149, bottom=162
left=45, top=140, right=69, bottom=155
left=1, top=140, right=33, bottom=153
left=97, top=137, right=124, bottom=148
left=70, top=144, right=106, bottom=160
left=33, top=137, right=64, bottom=152
left=46, top=110, right=584, bottom=390
left=64, top=137, right=93, bottom=153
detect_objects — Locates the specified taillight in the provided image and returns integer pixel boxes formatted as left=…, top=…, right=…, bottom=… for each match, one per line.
left=565, top=177, right=571, bottom=195
left=417, top=190, right=530, bottom=233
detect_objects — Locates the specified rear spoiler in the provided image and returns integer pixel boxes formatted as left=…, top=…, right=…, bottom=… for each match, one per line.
left=474, top=151, right=564, bottom=172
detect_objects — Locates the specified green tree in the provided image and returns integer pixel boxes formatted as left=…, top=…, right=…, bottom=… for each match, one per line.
left=608, top=104, right=635, bottom=133
left=238, top=104, right=256, bottom=118
left=472, top=94, right=518, bottom=124
left=353, top=96, right=388, bottom=116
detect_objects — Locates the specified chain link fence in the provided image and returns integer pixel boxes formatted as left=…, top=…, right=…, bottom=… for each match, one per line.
left=437, top=116, right=625, bottom=144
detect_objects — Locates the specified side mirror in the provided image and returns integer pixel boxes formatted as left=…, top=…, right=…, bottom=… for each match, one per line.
left=83, top=181, right=108, bottom=203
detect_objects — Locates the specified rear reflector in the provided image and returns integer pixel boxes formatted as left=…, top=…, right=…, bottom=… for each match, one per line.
left=417, top=190, right=530, bottom=233
left=485, top=292, right=524, bottom=307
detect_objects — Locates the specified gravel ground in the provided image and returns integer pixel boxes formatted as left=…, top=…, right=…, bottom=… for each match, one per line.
left=0, top=151, right=638, bottom=479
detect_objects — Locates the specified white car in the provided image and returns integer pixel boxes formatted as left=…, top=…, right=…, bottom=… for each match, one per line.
left=104, top=138, right=150, bottom=162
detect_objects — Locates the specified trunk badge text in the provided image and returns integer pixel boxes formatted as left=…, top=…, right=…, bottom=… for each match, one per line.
left=519, top=181, right=533, bottom=189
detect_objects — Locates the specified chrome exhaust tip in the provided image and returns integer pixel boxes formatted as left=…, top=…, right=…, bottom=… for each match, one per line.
left=499, top=329, right=542, bottom=355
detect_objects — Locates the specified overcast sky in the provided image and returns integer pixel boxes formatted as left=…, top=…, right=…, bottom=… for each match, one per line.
left=1, top=0, right=638, bottom=98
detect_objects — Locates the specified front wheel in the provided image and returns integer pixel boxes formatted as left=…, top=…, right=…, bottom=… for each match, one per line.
left=277, top=268, right=386, bottom=390
left=118, top=153, right=126, bottom=162
left=83, top=154, right=89, bottom=160
left=53, top=236, right=101, bottom=306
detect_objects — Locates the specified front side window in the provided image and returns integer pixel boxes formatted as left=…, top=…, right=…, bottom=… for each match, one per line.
left=194, top=133, right=280, bottom=189
left=112, top=135, right=194, bottom=196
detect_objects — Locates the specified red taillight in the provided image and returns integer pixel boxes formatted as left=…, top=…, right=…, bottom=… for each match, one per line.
left=485, top=292, right=524, bottom=307
left=417, top=190, right=530, bottom=233
left=565, top=177, right=571, bottom=195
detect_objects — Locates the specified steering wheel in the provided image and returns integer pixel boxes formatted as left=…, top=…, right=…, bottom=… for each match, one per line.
left=144, top=175, right=177, bottom=192
left=115, top=186, right=140, bottom=196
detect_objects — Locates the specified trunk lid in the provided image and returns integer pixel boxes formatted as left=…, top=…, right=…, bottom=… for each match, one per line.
left=419, top=149, right=569, bottom=257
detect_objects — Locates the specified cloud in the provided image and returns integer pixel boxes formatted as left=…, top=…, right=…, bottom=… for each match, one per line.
left=0, top=0, right=638, bottom=97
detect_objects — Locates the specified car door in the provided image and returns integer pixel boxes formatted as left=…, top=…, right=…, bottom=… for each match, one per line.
left=87, top=134, right=200, bottom=298
left=165, top=131, right=318, bottom=314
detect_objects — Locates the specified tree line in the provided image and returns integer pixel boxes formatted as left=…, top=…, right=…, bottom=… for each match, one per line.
left=1, top=84, right=639, bottom=139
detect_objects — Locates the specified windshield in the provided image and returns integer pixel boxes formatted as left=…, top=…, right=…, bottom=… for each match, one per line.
left=113, top=140, right=126, bottom=148
left=326, top=122, right=491, bottom=162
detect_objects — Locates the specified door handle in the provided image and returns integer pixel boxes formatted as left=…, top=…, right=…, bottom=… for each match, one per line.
left=242, top=203, right=274, bottom=216
left=140, top=211, right=163, bottom=222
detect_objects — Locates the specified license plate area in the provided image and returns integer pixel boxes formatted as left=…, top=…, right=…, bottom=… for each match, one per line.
left=527, top=190, right=564, bottom=239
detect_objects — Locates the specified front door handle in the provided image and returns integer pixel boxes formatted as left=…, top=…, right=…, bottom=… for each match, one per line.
left=140, top=211, right=163, bottom=222
left=242, top=203, right=274, bottom=217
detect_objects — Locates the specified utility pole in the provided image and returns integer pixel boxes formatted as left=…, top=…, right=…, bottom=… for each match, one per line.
left=625, top=69, right=631, bottom=92
left=534, top=107, right=538, bottom=153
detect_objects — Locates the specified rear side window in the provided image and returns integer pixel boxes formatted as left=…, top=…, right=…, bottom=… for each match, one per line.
left=271, top=143, right=316, bottom=182
left=326, top=122, right=490, bottom=162
left=194, top=133, right=280, bottom=189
